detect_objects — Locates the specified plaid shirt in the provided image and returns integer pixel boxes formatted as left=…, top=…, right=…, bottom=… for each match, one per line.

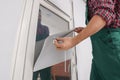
left=88, top=0, right=120, bottom=28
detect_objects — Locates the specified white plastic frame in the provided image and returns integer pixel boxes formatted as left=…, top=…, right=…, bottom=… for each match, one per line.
left=11, top=0, right=77, bottom=80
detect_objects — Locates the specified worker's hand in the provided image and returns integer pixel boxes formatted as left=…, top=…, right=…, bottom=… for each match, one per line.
left=74, top=27, right=84, bottom=33
left=54, top=37, right=74, bottom=50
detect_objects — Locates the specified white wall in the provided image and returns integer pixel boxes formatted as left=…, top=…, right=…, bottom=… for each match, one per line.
left=73, top=0, right=92, bottom=80
left=0, top=0, right=24, bottom=80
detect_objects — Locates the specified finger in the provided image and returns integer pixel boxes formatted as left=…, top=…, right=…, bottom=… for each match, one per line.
left=75, top=27, right=84, bottom=30
left=56, top=37, right=64, bottom=41
left=74, top=29, right=82, bottom=33
left=74, top=28, right=79, bottom=32
left=56, top=47, right=64, bottom=50
left=74, top=27, right=84, bottom=33
left=77, top=27, right=84, bottom=30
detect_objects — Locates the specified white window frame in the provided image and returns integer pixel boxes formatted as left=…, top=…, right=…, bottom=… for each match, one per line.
left=11, top=0, right=78, bottom=80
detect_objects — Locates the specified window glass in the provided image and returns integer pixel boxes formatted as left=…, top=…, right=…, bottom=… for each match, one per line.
left=33, top=5, right=71, bottom=80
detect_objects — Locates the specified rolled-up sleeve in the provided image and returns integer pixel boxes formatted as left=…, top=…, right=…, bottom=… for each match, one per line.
left=93, top=0, right=115, bottom=26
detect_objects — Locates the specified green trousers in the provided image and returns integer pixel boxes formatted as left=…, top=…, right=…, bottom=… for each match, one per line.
left=33, top=67, right=51, bottom=80
left=90, top=28, right=120, bottom=80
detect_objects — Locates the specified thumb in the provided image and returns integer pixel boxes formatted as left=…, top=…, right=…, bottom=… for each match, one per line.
left=54, top=39, right=64, bottom=48
left=56, top=37, right=64, bottom=41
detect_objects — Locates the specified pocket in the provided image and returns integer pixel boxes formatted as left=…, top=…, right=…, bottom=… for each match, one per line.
left=99, top=29, right=120, bottom=50
left=110, top=31, right=120, bottom=50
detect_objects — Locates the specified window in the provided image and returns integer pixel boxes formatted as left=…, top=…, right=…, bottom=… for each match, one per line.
left=33, top=5, right=71, bottom=80
left=11, top=0, right=78, bottom=80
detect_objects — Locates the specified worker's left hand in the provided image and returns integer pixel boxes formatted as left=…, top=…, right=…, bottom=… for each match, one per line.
left=74, top=27, right=84, bottom=33
left=54, top=37, right=74, bottom=50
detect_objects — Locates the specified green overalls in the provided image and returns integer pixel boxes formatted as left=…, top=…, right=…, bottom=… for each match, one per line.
left=33, top=67, right=51, bottom=80
left=90, top=28, right=120, bottom=80
left=85, top=0, right=120, bottom=79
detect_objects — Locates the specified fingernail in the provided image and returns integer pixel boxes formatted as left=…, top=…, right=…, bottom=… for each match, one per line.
left=53, top=40, right=57, bottom=44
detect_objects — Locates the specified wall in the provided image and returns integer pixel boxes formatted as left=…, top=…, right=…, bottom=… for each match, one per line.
left=0, top=0, right=24, bottom=80
left=73, top=0, right=92, bottom=80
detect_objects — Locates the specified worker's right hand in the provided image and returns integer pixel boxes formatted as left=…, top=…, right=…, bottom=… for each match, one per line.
left=54, top=37, right=74, bottom=50
left=74, top=27, right=84, bottom=33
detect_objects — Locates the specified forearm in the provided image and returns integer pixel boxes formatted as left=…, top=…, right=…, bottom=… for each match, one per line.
left=72, top=15, right=106, bottom=46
